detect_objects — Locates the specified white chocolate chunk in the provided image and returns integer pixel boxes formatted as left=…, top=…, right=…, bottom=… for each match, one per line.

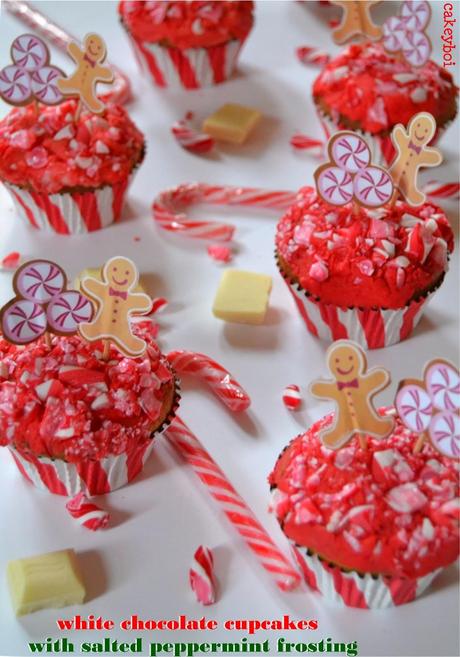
left=212, top=270, right=272, bottom=325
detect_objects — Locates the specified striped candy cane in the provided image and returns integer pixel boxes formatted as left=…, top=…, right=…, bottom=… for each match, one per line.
left=290, top=133, right=325, bottom=156
left=422, top=180, right=460, bottom=200
left=153, top=183, right=298, bottom=242
left=167, top=350, right=250, bottom=412
left=4, top=0, right=131, bottom=105
left=165, top=416, right=301, bottom=592
left=296, top=46, right=331, bottom=67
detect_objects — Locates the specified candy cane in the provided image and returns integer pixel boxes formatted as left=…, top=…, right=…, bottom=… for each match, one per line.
left=164, top=415, right=300, bottom=592
left=171, top=113, right=215, bottom=154
left=153, top=183, right=298, bottom=242
left=166, top=350, right=250, bottom=412
left=290, top=134, right=325, bottom=157
left=422, top=180, right=460, bottom=200
left=3, top=0, right=131, bottom=105
left=296, top=46, right=330, bottom=67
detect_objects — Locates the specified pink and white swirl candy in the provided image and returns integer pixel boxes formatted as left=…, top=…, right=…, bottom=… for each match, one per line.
left=353, top=166, right=394, bottom=208
left=425, top=361, right=460, bottom=412
left=400, top=1, right=431, bottom=31
left=11, top=34, right=48, bottom=71
left=330, top=134, right=371, bottom=173
left=1, top=300, right=47, bottom=344
left=402, top=31, right=431, bottom=68
left=382, top=17, right=408, bottom=53
left=396, top=384, right=433, bottom=433
left=189, top=545, right=216, bottom=606
left=30, top=66, right=63, bottom=105
left=66, top=492, right=110, bottom=531
left=316, top=167, right=353, bottom=206
left=47, top=291, right=93, bottom=334
left=429, top=411, right=460, bottom=459
left=0, top=65, right=31, bottom=105
left=16, top=261, right=65, bottom=303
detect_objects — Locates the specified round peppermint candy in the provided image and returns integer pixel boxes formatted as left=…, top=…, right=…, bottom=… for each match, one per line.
left=400, top=0, right=431, bottom=31
left=0, top=65, right=31, bottom=105
left=316, top=166, right=353, bottom=206
left=396, top=384, right=433, bottom=433
left=353, top=166, right=394, bottom=208
left=402, top=31, right=432, bottom=68
left=330, top=134, right=370, bottom=173
left=11, top=34, right=48, bottom=71
left=2, top=300, right=47, bottom=344
left=16, top=261, right=65, bottom=303
left=47, top=291, right=93, bottom=334
left=382, top=17, right=408, bottom=53
left=425, top=362, right=460, bottom=412
left=30, top=66, right=64, bottom=105
left=429, top=411, right=460, bottom=459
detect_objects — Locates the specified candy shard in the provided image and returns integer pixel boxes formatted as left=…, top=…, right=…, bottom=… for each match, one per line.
left=202, top=103, right=262, bottom=145
left=386, top=483, right=428, bottom=513
left=189, top=546, right=216, bottom=606
left=212, top=270, right=272, bottom=325
left=7, top=549, right=85, bottom=616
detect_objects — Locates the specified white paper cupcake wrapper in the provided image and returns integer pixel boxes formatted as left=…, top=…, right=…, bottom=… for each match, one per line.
left=292, top=545, right=442, bottom=609
left=129, top=37, right=244, bottom=89
left=3, top=176, right=131, bottom=235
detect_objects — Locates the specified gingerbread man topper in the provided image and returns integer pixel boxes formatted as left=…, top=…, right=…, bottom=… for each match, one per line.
left=57, top=33, right=113, bottom=113
left=0, top=34, right=65, bottom=107
left=382, top=1, right=432, bottom=68
left=389, top=112, right=442, bottom=206
left=330, top=1, right=382, bottom=44
left=395, top=359, right=460, bottom=458
left=310, top=340, right=394, bottom=450
left=314, top=131, right=394, bottom=209
left=78, top=257, right=152, bottom=358
left=0, top=259, right=93, bottom=346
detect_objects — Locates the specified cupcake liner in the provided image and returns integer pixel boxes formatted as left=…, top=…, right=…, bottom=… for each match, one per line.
left=315, top=107, right=448, bottom=167
left=276, top=256, right=439, bottom=349
left=128, top=35, right=244, bottom=89
left=3, top=176, right=132, bottom=235
left=8, top=386, right=180, bottom=497
left=291, top=545, right=442, bottom=609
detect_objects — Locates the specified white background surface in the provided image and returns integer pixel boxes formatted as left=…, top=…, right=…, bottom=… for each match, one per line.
left=0, top=2, right=459, bottom=656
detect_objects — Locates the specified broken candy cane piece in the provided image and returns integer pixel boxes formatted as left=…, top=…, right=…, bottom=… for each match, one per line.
left=282, top=384, right=302, bottom=410
left=171, top=113, right=215, bottom=154
left=1, top=251, right=22, bottom=271
left=290, top=134, right=324, bottom=157
left=189, top=546, right=216, bottom=605
left=207, top=244, right=233, bottom=263
left=296, top=46, right=330, bottom=67
left=66, top=492, right=109, bottom=531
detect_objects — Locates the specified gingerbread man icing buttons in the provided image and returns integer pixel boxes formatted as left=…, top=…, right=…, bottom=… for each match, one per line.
left=389, top=112, right=442, bottom=206
left=78, top=257, right=152, bottom=357
left=310, top=340, right=394, bottom=450
left=57, top=33, right=113, bottom=113
left=330, top=1, right=382, bottom=44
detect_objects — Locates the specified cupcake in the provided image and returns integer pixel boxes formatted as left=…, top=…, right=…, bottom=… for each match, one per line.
left=0, top=321, right=179, bottom=496
left=0, top=99, right=145, bottom=234
left=275, top=186, right=454, bottom=349
left=269, top=408, right=460, bottom=608
left=119, top=1, right=254, bottom=90
left=312, top=42, right=458, bottom=165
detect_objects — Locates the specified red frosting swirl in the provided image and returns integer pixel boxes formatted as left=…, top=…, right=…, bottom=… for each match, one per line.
left=313, top=42, right=458, bottom=134
left=0, top=100, right=145, bottom=195
left=275, top=186, right=454, bottom=309
left=0, top=322, right=176, bottom=463
left=119, top=1, right=254, bottom=49
left=269, top=411, right=460, bottom=579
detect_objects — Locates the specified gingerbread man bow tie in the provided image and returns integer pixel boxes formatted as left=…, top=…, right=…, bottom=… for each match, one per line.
left=337, top=378, right=359, bottom=391
left=109, top=287, right=127, bottom=300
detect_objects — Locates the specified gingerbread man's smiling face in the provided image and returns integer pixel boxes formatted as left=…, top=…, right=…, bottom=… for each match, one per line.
left=84, top=33, right=106, bottom=62
left=104, top=257, right=136, bottom=291
left=409, top=113, right=436, bottom=147
left=327, top=343, right=364, bottom=383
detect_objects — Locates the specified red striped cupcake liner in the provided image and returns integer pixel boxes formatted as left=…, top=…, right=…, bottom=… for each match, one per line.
left=127, top=34, right=245, bottom=89
left=8, top=387, right=180, bottom=497
left=277, top=257, right=441, bottom=350
left=316, top=107, right=448, bottom=167
left=3, top=177, right=131, bottom=235
left=292, top=545, right=442, bottom=609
